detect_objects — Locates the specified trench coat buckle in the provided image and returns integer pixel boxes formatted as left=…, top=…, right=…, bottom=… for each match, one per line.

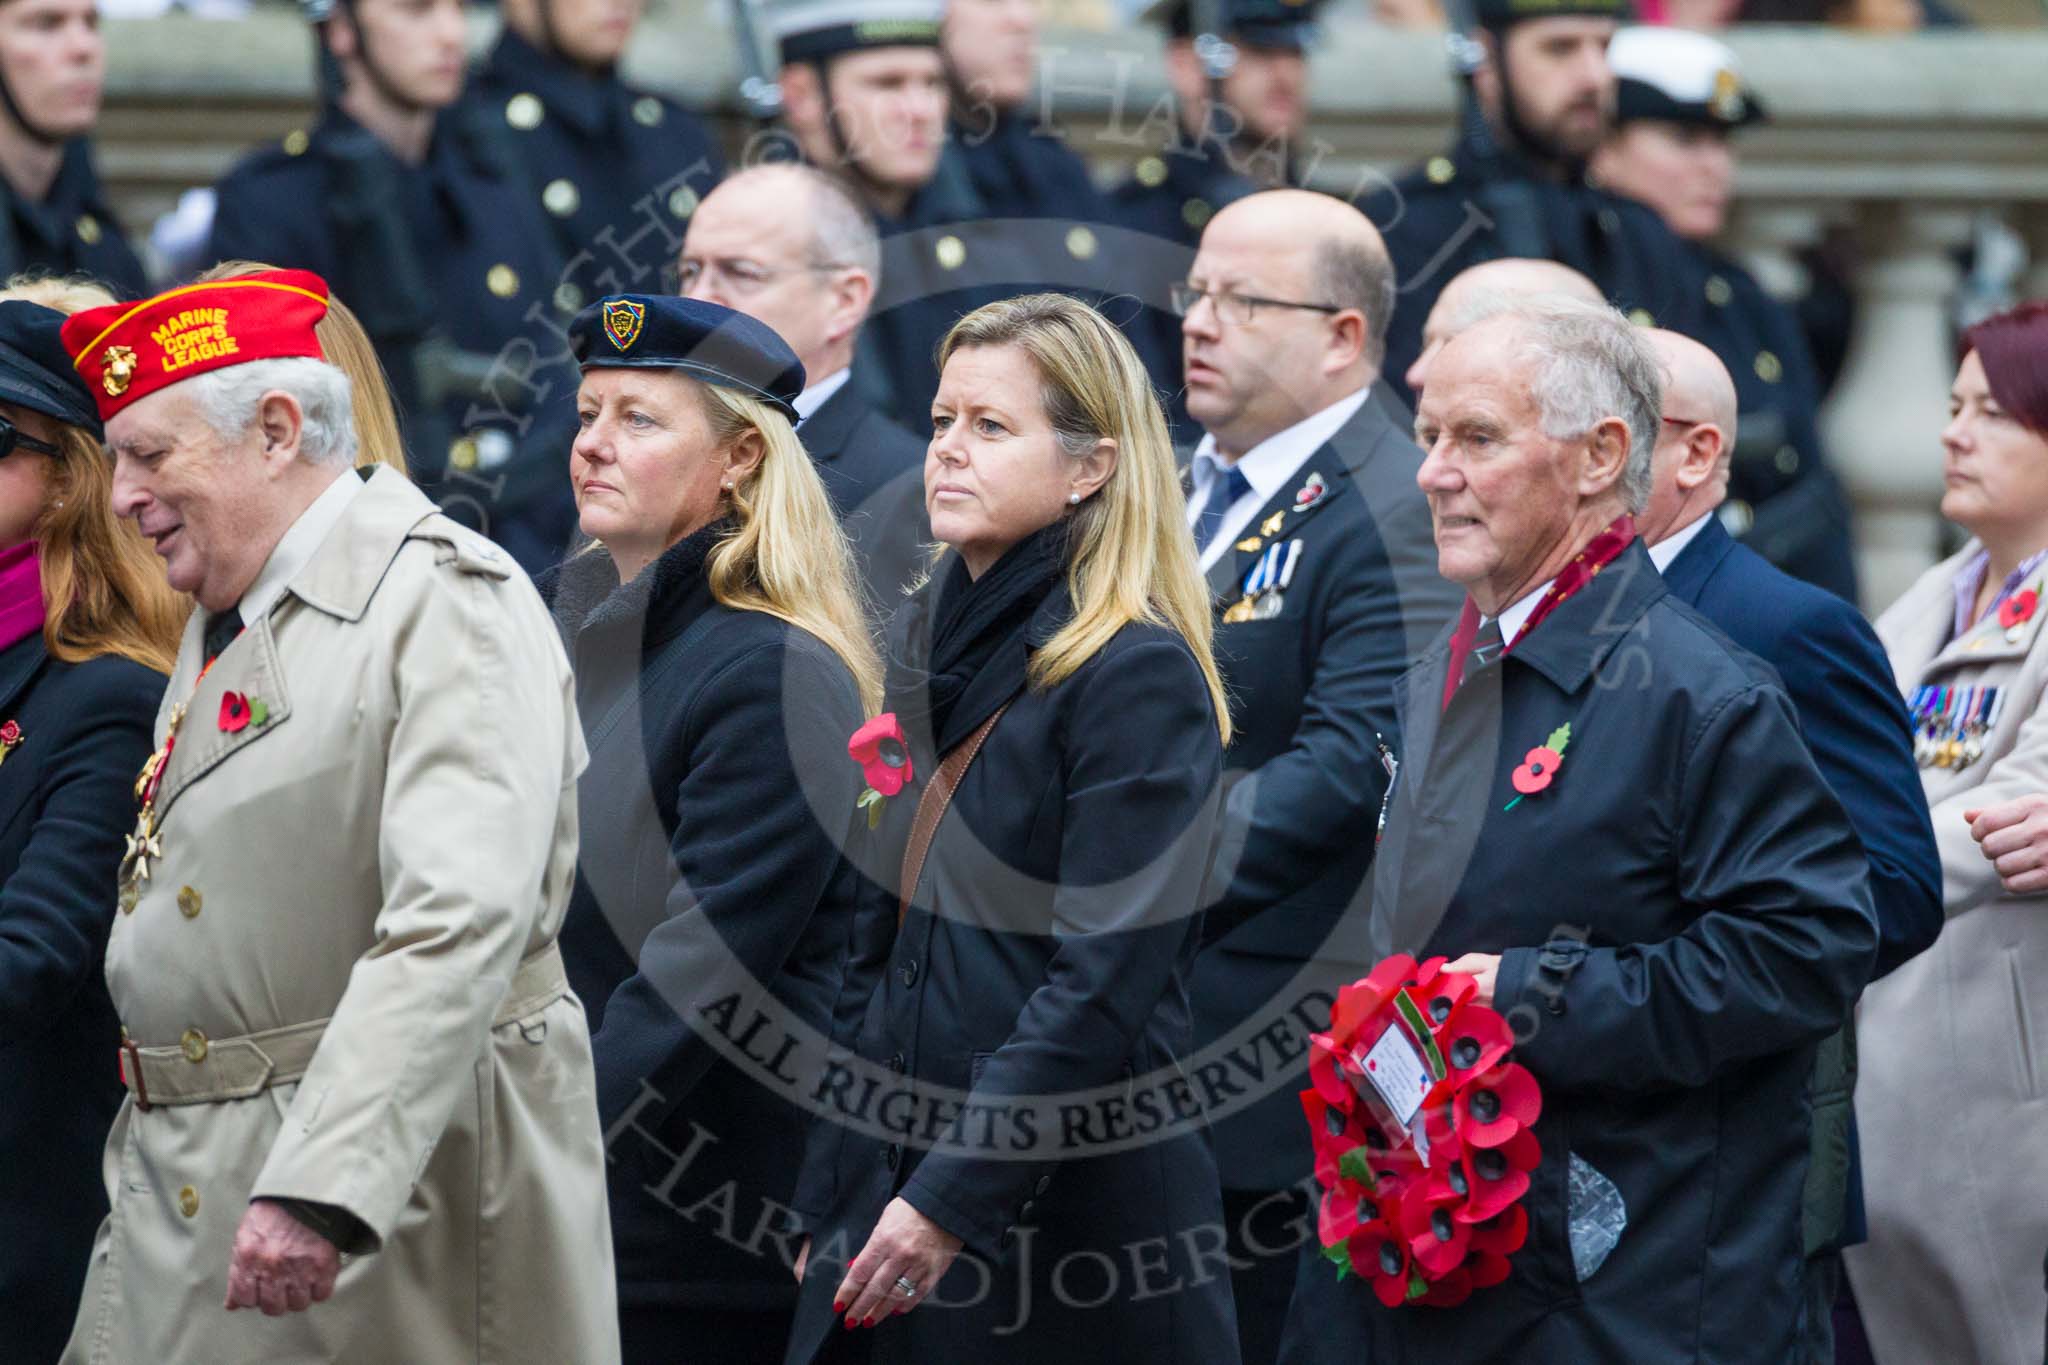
left=120, top=1036, right=151, bottom=1111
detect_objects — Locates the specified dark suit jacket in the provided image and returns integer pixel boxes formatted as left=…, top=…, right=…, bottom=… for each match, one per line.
left=1660, top=515, right=1941, bottom=1251
left=1190, top=391, right=1461, bottom=1191
left=0, top=634, right=164, bottom=1363
left=798, top=376, right=928, bottom=617
left=786, top=588, right=1238, bottom=1364
left=547, top=535, right=865, bottom=1323
left=1661, top=518, right=1939, bottom=976
left=1282, top=539, right=1878, bottom=1364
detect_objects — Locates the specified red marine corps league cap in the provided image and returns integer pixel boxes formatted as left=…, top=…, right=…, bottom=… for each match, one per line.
left=60, top=269, right=332, bottom=423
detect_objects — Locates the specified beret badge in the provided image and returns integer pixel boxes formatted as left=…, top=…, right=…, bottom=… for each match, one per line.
left=602, top=298, right=646, bottom=352
left=101, top=343, right=137, bottom=397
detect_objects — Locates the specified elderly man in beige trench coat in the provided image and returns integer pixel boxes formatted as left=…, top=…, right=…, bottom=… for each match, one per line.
left=56, top=270, right=619, bottom=1363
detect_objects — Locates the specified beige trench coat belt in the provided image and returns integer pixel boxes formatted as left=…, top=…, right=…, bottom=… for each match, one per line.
left=117, top=942, right=570, bottom=1111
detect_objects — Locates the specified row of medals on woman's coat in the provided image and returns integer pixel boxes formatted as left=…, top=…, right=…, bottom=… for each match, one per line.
left=1910, top=684, right=2003, bottom=770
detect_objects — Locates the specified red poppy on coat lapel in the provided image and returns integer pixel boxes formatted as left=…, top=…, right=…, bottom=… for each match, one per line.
left=219, top=693, right=252, bottom=733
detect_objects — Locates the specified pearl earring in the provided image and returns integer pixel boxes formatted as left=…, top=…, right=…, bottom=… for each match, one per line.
left=1068, top=492, right=1082, bottom=505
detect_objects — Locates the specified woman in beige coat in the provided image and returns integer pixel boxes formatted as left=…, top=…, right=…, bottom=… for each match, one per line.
left=1847, top=299, right=2048, bottom=1365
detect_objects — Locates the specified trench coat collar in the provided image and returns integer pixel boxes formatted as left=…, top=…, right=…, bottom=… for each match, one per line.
left=286, top=466, right=441, bottom=624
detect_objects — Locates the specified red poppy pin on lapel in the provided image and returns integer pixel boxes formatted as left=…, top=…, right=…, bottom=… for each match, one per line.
left=1999, top=583, right=2040, bottom=643
left=0, top=719, right=21, bottom=768
left=1504, top=724, right=1571, bottom=811
left=218, top=693, right=271, bottom=734
left=848, top=713, right=915, bottom=828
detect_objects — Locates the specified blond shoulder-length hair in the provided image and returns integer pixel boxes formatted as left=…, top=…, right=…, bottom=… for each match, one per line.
left=200, top=260, right=409, bottom=479
left=0, top=275, right=189, bottom=674
left=936, top=294, right=1230, bottom=743
left=696, top=382, right=883, bottom=714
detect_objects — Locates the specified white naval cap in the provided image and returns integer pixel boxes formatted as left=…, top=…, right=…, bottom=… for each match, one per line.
left=1608, top=26, right=1768, bottom=130
left=772, top=0, right=945, bottom=64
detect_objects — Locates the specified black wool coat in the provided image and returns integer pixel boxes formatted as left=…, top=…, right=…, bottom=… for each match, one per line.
left=785, top=584, right=1240, bottom=1365
left=547, top=534, right=866, bottom=1329
left=0, top=634, right=164, bottom=1364
left=1279, top=539, right=1879, bottom=1364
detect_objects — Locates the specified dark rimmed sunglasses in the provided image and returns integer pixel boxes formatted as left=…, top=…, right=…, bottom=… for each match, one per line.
left=0, top=414, right=60, bottom=459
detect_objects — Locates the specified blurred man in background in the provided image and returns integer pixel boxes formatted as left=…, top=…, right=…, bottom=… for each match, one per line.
left=473, top=0, right=724, bottom=303
left=0, top=0, right=144, bottom=294
left=208, top=0, right=581, bottom=574
left=1594, top=25, right=1858, bottom=599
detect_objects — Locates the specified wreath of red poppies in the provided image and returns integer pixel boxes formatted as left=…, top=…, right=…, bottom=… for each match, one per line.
left=1301, top=953, right=1543, bottom=1308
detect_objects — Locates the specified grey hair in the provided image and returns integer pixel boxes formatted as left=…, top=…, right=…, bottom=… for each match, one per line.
left=188, top=357, right=358, bottom=466
left=1492, top=298, right=1661, bottom=515
left=721, top=162, right=881, bottom=283
left=1312, top=237, right=1396, bottom=369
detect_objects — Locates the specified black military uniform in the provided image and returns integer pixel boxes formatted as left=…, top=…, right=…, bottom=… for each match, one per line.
left=1606, top=30, right=1859, bottom=599
left=1110, top=0, right=1325, bottom=440
left=207, top=102, right=581, bottom=576
left=1108, top=0, right=1317, bottom=253
left=769, top=0, right=974, bottom=428
left=0, top=141, right=146, bottom=297
left=1370, top=0, right=1700, bottom=412
left=471, top=24, right=725, bottom=304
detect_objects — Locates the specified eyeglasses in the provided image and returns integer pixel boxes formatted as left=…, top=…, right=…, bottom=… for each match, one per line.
left=0, top=415, right=60, bottom=460
left=677, top=256, right=850, bottom=298
left=1169, top=283, right=1344, bottom=327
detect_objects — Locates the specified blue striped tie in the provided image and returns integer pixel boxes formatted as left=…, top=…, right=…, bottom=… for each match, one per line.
left=1193, top=464, right=1252, bottom=554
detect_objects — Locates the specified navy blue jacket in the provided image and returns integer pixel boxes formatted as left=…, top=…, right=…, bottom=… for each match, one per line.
left=1282, top=539, right=1878, bottom=1364
left=207, top=104, right=580, bottom=576
left=1191, top=393, right=1461, bottom=1192
left=1370, top=142, right=1702, bottom=413
left=0, top=633, right=164, bottom=1363
left=1660, top=515, right=1941, bottom=1253
left=797, top=375, right=928, bottom=616
left=785, top=586, right=1238, bottom=1364
left=547, top=532, right=865, bottom=1324
left=1, top=140, right=147, bottom=298
left=471, top=29, right=724, bottom=301
left=1661, top=517, right=1939, bottom=977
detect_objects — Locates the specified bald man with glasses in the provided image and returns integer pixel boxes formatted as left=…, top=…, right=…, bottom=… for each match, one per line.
left=1174, top=188, right=1460, bottom=1365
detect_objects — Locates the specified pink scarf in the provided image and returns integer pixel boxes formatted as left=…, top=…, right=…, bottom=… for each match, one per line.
left=0, top=541, right=46, bottom=653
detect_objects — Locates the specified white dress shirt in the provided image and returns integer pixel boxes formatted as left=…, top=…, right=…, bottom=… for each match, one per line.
left=1492, top=574, right=1559, bottom=649
left=238, top=468, right=363, bottom=625
left=792, top=367, right=852, bottom=426
left=1647, top=512, right=1714, bottom=576
left=1185, top=387, right=1372, bottom=571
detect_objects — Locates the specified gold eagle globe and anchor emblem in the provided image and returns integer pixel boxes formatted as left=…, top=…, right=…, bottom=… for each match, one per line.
left=602, top=299, right=647, bottom=352
left=101, top=343, right=138, bottom=397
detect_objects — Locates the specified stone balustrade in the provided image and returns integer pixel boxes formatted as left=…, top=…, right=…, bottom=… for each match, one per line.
left=96, top=15, right=2048, bottom=609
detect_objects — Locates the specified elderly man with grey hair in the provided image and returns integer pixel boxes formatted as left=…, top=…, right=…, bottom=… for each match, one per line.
left=1276, top=298, right=1878, bottom=1364
left=681, top=162, right=926, bottom=609
left=61, top=271, right=619, bottom=1363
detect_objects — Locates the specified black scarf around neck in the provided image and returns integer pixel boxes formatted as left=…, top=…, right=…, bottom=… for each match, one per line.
left=884, top=521, right=1070, bottom=752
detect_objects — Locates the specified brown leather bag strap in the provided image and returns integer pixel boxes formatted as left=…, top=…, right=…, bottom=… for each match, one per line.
left=899, top=702, right=1009, bottom=928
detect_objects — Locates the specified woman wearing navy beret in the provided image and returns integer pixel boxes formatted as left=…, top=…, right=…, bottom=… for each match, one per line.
left=550, top=293, right=880, bottom=1363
